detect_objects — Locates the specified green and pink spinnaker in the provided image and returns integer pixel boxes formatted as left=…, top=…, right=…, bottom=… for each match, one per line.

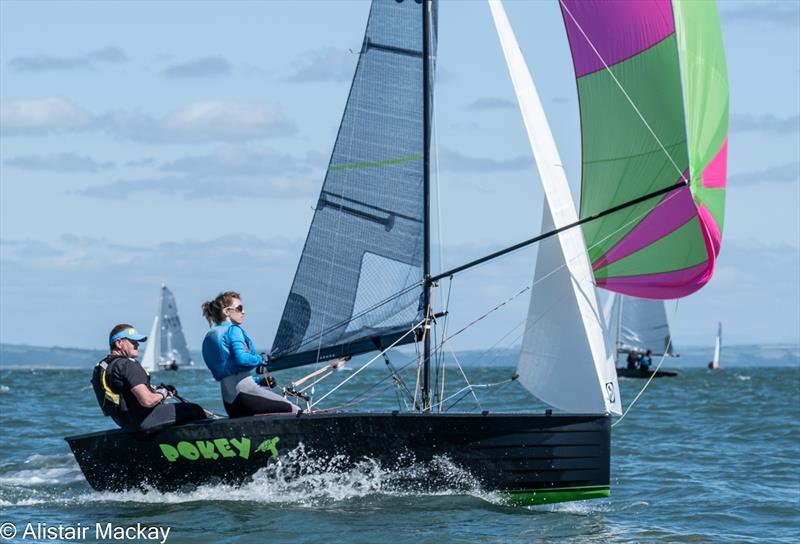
left=560, top=0, right=728, bottom=299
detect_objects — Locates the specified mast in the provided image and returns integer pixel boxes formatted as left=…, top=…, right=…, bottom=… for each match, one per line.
left=422, top=0, right=432, bottom=411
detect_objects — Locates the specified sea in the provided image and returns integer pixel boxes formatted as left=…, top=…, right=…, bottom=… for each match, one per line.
left=0, top=363, right=798, bottom=543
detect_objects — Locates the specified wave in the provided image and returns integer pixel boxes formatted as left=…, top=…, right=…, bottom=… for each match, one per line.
left=1, top=445, right=503, bottom=507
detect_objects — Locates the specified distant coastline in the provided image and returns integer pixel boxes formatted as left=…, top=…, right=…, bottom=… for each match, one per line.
left=1, top=342, right=797, bottom=368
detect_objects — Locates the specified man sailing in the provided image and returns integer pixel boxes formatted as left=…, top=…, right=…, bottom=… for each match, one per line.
left=91, top=324, right=207, bottom=432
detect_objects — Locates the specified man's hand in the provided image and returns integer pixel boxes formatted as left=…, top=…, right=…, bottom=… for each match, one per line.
left=157, top=383, right=178, bottom=397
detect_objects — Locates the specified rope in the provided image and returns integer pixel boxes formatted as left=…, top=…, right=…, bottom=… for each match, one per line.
left=436, top=377, right=517, bottom=412
left=612, top=299, right=680, bottom=427
left=309, top=319, right=425, bottom=409
left=444, top=347, right=482, bottom=411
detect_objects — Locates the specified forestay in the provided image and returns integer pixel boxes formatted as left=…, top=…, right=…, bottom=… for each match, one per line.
left=561, top=0, right=729, bottom=299
left=270, top=0, right=438, bottom=370
left=489, top=0, right=621, bottom=415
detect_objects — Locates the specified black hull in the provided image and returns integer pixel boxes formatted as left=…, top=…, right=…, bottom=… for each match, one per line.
left=66, top=412, right=610, bottom=505
left=616, top=367, right=678, bottom=378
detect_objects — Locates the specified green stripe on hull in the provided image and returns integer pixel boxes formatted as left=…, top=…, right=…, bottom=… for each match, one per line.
left=502, top=485, right=610, bottom=506
left=328, top=153, right=422, bottom=172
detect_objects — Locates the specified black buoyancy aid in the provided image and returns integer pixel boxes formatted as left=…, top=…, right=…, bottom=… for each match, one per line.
left=91, top=355, right=129, bottom=417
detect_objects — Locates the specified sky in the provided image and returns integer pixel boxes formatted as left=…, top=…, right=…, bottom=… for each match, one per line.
left=1, top=0, right=798, bottom=355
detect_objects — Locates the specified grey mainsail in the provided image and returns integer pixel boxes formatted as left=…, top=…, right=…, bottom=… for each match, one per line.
left=158, top=284, right=193, bottom=367
left=609, top=294, right=676, bottom=357
left=270, top=0, right=437, bottom=370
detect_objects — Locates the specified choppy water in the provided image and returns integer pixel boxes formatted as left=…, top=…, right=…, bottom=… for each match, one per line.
left=0, top=365, right=798, bottom=543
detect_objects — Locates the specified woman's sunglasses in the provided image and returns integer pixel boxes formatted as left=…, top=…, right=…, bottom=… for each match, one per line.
left=226, top=305, right=244, bottom=313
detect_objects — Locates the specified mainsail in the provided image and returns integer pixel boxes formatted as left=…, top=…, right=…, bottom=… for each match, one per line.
left=561, top=0, right=729, bottom=299
left=607, top=293, right=676, bottom=356
left=270, top=0, right=437, bottom=370
left=489, top=0, right=620, bottom=415
left=158, top=284, right=193, bottom=367
left=141, top=284, right=193, bottom=370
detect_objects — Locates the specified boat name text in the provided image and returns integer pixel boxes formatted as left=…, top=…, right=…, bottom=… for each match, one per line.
left=158, top=436, right=280, bottom=462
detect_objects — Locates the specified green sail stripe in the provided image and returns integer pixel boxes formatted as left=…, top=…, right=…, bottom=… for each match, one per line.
left=502, top=485, right=610, bottom=506
left=577, top=36, right=691, bottom=266
left=328, top=154, right=423, bottom=172
left=674, top=0, right=729, bottom=203
left=694, top=185, right=725, bottom=233
left=594, top=217, right=707, bottom=278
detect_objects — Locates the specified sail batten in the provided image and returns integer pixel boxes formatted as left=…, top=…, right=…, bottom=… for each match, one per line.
left=270, top=0, right=436, bottom=370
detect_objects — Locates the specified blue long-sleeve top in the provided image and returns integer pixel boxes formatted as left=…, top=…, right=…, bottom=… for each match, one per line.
left=201, top=322, right=263, bottom=381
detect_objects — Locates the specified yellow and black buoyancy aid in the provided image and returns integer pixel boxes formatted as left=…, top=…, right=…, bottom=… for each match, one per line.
left=91, top=355, right=129, bottom=417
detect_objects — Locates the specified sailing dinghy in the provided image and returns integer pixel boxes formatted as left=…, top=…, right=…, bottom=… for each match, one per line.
left=607, top=294, right=679, bottom=378
left=66, top=0, right=728, bottom=504
left=140, top=284, right=194, bottom=372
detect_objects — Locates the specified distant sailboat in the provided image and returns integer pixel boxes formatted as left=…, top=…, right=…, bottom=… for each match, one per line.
left=708, top=322, right=722, bottom=370
left=140, top=284, right=194, bottom=372
left=606, top=294, right=678, bottom=378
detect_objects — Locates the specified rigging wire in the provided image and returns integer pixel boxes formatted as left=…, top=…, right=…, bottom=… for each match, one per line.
left=437, top=377, right=517, bottom=412
left=443, top=347, right=482, bottom=411
left=438, top=278, right=455, bottom=411
left=296, top=170, right=690, bottom=412
left=310, top=319, right=426, bottom=409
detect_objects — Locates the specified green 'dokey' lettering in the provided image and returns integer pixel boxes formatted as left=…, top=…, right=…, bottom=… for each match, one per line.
left=159, top=436, right=273, bottom=463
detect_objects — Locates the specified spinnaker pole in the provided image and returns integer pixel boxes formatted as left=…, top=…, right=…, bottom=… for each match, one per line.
left=430, top=180, right=688, bottom=283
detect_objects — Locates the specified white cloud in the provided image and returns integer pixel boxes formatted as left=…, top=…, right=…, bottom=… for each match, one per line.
left=728, top=161, right=799, bottom=186
left=8, top=46, right=128, bottom=72
left=0, top=234, right=302, bottom=348
left=0, top=98, right=91, bottom=135
left=4, top=152, right=114, bottom=172
left=159, top=148, right=313, bottom=177
left=77, top=175, right=318, bottom=200
left=160, top=101, right=294, bottom=141
left=162, top=56, right=232, bottom=78
left=1, top=99, right=296, bottom=143
left=720, top=2, right=800, bottom=27
left=286, top=48, right=358, bottom=82
left=438, top=147, right=531, bottom=172
left=731, top=113, right=799, bottom=135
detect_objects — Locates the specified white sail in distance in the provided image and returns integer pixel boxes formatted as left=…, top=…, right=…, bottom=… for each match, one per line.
left=488, top=0, right=621, bottom=415
left=156, top=284, right=193, bottom=368
left=140, top=316, right=159, bottom=373
left=609, top=294, right=676, bottom=357
left=712, top=322, right=722, bottom=367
